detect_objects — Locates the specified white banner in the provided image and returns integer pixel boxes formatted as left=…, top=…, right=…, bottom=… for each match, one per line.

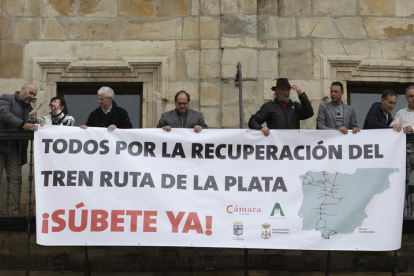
left=35, top=126, right=405, bottom=250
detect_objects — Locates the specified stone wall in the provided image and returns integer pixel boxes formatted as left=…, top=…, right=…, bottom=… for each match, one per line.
left=1, top=0, right=414, bottom=128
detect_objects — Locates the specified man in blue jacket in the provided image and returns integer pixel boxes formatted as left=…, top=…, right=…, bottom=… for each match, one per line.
left=0, top=83, right=38, bottom=215
left=363, top=90, right=398, bottom=129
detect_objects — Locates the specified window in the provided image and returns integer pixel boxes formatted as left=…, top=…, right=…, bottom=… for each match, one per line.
left=57, top=82, right=142, bottom=127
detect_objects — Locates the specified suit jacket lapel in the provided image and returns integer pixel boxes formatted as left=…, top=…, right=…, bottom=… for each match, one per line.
left=327, top=102, right=337, bottom=124
left=185, top=109, right=193, bottom=128
left=170, top=110, right=181, bottom=128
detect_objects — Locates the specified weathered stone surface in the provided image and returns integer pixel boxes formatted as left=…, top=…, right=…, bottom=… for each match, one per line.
left=157, top=0, right=190, bottom=16
left=184, top=17, right=200, bottom=39
left=280, top=39, right=311, bottom=50
left=279, top=50, right=313, bottom=80
left=222, top=48, right=257, bottom=78
left=240, top=0, right=257, bottom=15
left=263, top=79, right=276, bottom=100
left=200, top=16, right=220, bottom=39
left=365, top=18, right=414, bottom=39
left=41, top=18, right=67, bottom=40
left=41, top=0, right=76, bottom=16
left=1, top=15, right=13, bottom=40
left=258, top=0, right=278, bottom=14
left=298, top=18, right=341, bottom=38
left=168, top=81, right=199, bottom=101
left=119, top=0, right=155, bottom=17
left=191, top=0, right=199, bottom=15
left=201, top=82, right=220, bottom=105
left=201, top=106, right=221, bottom=128
left=68, top=18, right=125, bottom=39
left=177, top=51, right=184, bottom=80
left=4, top=0, right=39, bottom=16
left=200, top=0, right=220, bottom=15
left=201, top=49, right=221, bottom=79
left=283, top=0, right=311, bottom=16
left=268, top=16, right=296, bottom=38
left=221, top=37, right=257, bottom=48
left=185, top=50, right=200, bottom=79
left=200, top=40, right=220, bottom=49
left=15, top=18, right=41, bottom=39
left=396, top=0, right=414, bottom=17
left=177, top=40, right=200, bottom=50
left=222, top=15, right=257, bottom=37
left=258, top=50, right=278, bottom=79
left=360, top=0, right=395, bottom=16
left=223, top=79, right=239, bottom=105
left=78, top=0, right=117, bottom=17
left=122, top=18, right=182, bottom=40
left=334, top=17, right=367, bottom=38
left=313, top=0, right=357, bottom=15
left=0, top=41, right=23, bottom=78
left=258, top=38, right=279, bottom=49
left=222, top=106, right=240, bottom=128
left=221, top=0, right=238, bottom=14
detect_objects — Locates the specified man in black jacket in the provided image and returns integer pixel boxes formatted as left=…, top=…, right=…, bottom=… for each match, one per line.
left=80, top=86, right=132, bottom=131
left=363, top=90, right=397, bottom=129
left=248, top=78, right=314, bottom=136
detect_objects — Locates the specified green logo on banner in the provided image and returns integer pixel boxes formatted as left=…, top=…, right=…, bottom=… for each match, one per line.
left=270, top=203, right=285, bottom=217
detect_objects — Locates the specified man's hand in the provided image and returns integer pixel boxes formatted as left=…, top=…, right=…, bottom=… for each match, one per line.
left=194, top=125, right=202, bottom=133
left=80, top=125, right=88, bottom=129
left=291, top=85, right=302, bottom=96
left=261, top=127, right=270, bottom=136
left=393, top=124, right=402, bottom=132
left=403, top=125, right=413, bottom=134
left=29, top=110, right=37, bottom=117
left=352, top=127, right=360, bottom=134
left=22, top=123, right=38, bottom=131
left=107, top=125, right=117, bottom=132
left=162, top=126, right=172, bottom=132
left=338, top=126, right=348, bottom=134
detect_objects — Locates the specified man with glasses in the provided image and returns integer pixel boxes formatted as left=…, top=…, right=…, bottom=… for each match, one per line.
left=0, top=83, right=38, bottom=215
left=157, top=90, right=207, bottom=133
left=80, top=86, right=132, bottom=131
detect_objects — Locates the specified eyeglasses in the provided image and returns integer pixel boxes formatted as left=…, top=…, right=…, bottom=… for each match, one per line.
left=176, top=102, right=188, bottom=105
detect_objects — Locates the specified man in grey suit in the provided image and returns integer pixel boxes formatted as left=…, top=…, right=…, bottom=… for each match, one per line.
left=157, top=90, right=207, bottom=133
left=316, top=81, right=360, bottom=134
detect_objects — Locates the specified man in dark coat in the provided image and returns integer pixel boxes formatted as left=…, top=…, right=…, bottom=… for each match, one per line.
left=363, top=90, right=397, bottom=129
left=80, top=86, right=132, bottom=131
left=157, top=90, right=207, bottom=133
left=0, top=83, right=38, bottom=215
left=248, top=78, right=314, bottom=136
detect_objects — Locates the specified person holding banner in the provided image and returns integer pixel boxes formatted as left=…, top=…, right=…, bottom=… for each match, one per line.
left=316, top=81, right=360, bottom=134
left=80, top=86, right=132, bottom=131
left=28, top=96, right=75, bottom=126
left=0, top=83, right=38, bottom=215
left=363, top=90, right=397, bottom=129
left=248, top=78, right=314, bottom=136
left=157, top=90, right=208, bottom=133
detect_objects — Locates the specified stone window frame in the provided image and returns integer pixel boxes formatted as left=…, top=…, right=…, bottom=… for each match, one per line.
left=30, top=57, right=169, bottom=128
left=321, top=55, right=414, bottom=100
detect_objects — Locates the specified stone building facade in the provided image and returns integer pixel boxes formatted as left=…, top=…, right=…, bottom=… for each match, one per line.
left=2, top=0, right=414, bottom=130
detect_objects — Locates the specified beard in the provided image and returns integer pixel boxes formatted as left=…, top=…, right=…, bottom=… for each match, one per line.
left=277, top=95, right=290, bottom=103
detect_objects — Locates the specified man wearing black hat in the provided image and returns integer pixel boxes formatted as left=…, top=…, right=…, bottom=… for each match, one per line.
left=248, top=78, right=314, bottom=136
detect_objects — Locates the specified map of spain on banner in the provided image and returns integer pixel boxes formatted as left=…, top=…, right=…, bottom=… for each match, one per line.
left=34, top=127, right=406, bottom=250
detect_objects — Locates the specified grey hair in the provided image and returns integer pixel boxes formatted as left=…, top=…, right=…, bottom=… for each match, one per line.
left=406, top=85, right=414, bottom=95
left=97, top=86, right=114, bottom=98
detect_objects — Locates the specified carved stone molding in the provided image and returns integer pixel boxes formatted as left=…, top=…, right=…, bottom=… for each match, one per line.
left=321, top=55, right=414, bottom=99
left=30, top=56, right=169, bottom=128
